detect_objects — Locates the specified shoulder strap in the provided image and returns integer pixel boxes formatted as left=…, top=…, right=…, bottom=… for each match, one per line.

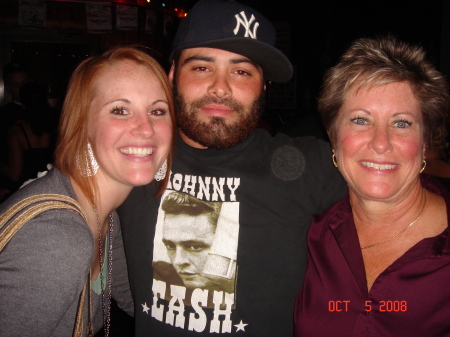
left=0, top=193, right=92, bottom=337
left=0, top=193, right=86, bottom=251
left=74, top=270, right=94, bottom=337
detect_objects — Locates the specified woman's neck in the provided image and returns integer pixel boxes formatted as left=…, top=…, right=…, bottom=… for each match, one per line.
left=71, top=174, right=132, bottom=225
left=350, top=181, right=426, bottom=235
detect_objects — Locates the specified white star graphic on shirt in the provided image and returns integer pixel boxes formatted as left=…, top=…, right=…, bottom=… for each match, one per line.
left=235, top=320, right=248, bottom=332
left=141, top=302, right=150, bottom=314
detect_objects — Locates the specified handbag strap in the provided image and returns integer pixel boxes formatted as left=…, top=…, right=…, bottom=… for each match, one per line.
left=0, top=193, right=93, bottom=337
left=0, top=194, right=87, bottom=251
left=74, top=270, right=94, bottom=337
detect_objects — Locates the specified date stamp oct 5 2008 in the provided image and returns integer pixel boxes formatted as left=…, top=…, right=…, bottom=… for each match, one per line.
left=328, top=300, right=408, bottom=312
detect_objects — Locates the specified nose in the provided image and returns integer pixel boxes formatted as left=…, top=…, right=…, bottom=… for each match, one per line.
left=208, top=72, right=231, bottom=98
left=369, top=125, right=393, bottom=154
left=173, top=247, right=190, bottom=267
left=131, top=112, right=154, bottom=138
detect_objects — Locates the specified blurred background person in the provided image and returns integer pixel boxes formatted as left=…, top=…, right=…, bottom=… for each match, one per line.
left=0, top=82, right=59, bottom=198
left=295, top=36, right=450, bottom=336
left=0, top=62, right=32, bottom=127
left=0, top=62, right=32, bottom=199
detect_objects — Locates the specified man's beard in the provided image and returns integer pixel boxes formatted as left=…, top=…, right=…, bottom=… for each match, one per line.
left=173, top=82, right=265, bottom=149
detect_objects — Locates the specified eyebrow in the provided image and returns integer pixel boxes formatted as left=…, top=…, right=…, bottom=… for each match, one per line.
left=182, top=55, right=259, bottom=68
left=162, top=239, right=209, bottom=246
left=350, top=109, right=417, bottom=117
left=103, top=98, right=169, bottom=107
left=103, top=98, right=130, bottom=107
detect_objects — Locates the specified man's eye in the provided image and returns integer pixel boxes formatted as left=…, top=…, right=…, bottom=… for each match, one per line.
left=112, top=106, right=128, bottom=115
left=164, top=242, right=175, bottom=250
left=187, top=244, right=206, bottom=252
left=235, top=69, right=250, bottom=76
left=194, top=66, right=208, bottom=72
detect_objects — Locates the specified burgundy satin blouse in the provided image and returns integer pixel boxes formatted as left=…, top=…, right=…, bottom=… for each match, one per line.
left=295, top=174, right=450, bottom=337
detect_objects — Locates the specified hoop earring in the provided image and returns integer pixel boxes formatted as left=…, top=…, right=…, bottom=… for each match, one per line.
left=419, top=159, right=426, bottom=174
left=331, top=149, right=338, bottom=168
left=154, top=159, right=167, bottom=181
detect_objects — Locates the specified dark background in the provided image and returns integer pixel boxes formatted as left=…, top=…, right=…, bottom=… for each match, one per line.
left=173, top=0, right=448, bottom=74
left=1, top=0, right=448, bottom=129
left=0, top=0, right=448, bottom=335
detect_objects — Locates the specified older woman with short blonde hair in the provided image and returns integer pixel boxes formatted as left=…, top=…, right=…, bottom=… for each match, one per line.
left=295, top=36, right=450, bottom=336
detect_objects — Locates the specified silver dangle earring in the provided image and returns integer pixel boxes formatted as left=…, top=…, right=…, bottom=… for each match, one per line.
left=331, top=149, right=338, bottom=168
left=154, top=159, right=167, bottom=181
left=78, top=142, right=99, bottom=176
left=87, top=143, right=99, bottom=176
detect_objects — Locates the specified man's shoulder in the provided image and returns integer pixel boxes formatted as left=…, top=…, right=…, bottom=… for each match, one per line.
left=254, top=129, right=332, bottom=154
left=172, top=129, right=333, bottom=173
left=174, top=129, right=330, bottom=155
left=152, top=261, right=184, bottom=285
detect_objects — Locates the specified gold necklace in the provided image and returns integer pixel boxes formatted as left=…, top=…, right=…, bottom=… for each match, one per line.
left=360, top=193, right=427, bottom=250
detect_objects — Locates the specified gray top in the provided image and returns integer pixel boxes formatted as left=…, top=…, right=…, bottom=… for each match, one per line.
left=0, top=168, right=133, bottom=336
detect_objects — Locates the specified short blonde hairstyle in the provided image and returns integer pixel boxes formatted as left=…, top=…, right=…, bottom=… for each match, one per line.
left=319, top=36, right=450, bottom=150
left=55, top=46, right=176, bottom=207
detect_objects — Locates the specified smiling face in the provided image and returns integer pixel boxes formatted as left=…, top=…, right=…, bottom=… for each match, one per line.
left=169, top=47, right=265, bottom=149
left=162, top=213, right=217, bottom=289
left=334, top=81, right=424, bottom=203
left=87, top=59, right=172, bottom=190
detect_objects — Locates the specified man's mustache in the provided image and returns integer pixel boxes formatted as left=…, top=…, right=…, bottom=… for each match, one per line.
left=190, top=96, right=244, bottom=112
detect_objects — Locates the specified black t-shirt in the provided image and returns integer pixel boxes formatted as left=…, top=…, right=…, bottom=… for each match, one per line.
left=118, top=129, right=347, bottom=336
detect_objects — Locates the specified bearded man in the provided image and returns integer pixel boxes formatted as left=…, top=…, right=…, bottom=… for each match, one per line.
left=118, top=1, right=347, bottom=336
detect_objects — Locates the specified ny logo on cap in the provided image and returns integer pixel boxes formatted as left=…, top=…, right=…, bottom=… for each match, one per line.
left=233, top=11, right=259, bottom=39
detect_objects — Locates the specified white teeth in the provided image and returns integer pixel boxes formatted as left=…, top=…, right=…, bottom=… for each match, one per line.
left=361, top=161, right=396, bottom=170
left=120, top=147, right=153, bottom=157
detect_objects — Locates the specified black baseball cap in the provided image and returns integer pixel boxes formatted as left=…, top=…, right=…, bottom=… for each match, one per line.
left=170, top=0, right=293, bottom=82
